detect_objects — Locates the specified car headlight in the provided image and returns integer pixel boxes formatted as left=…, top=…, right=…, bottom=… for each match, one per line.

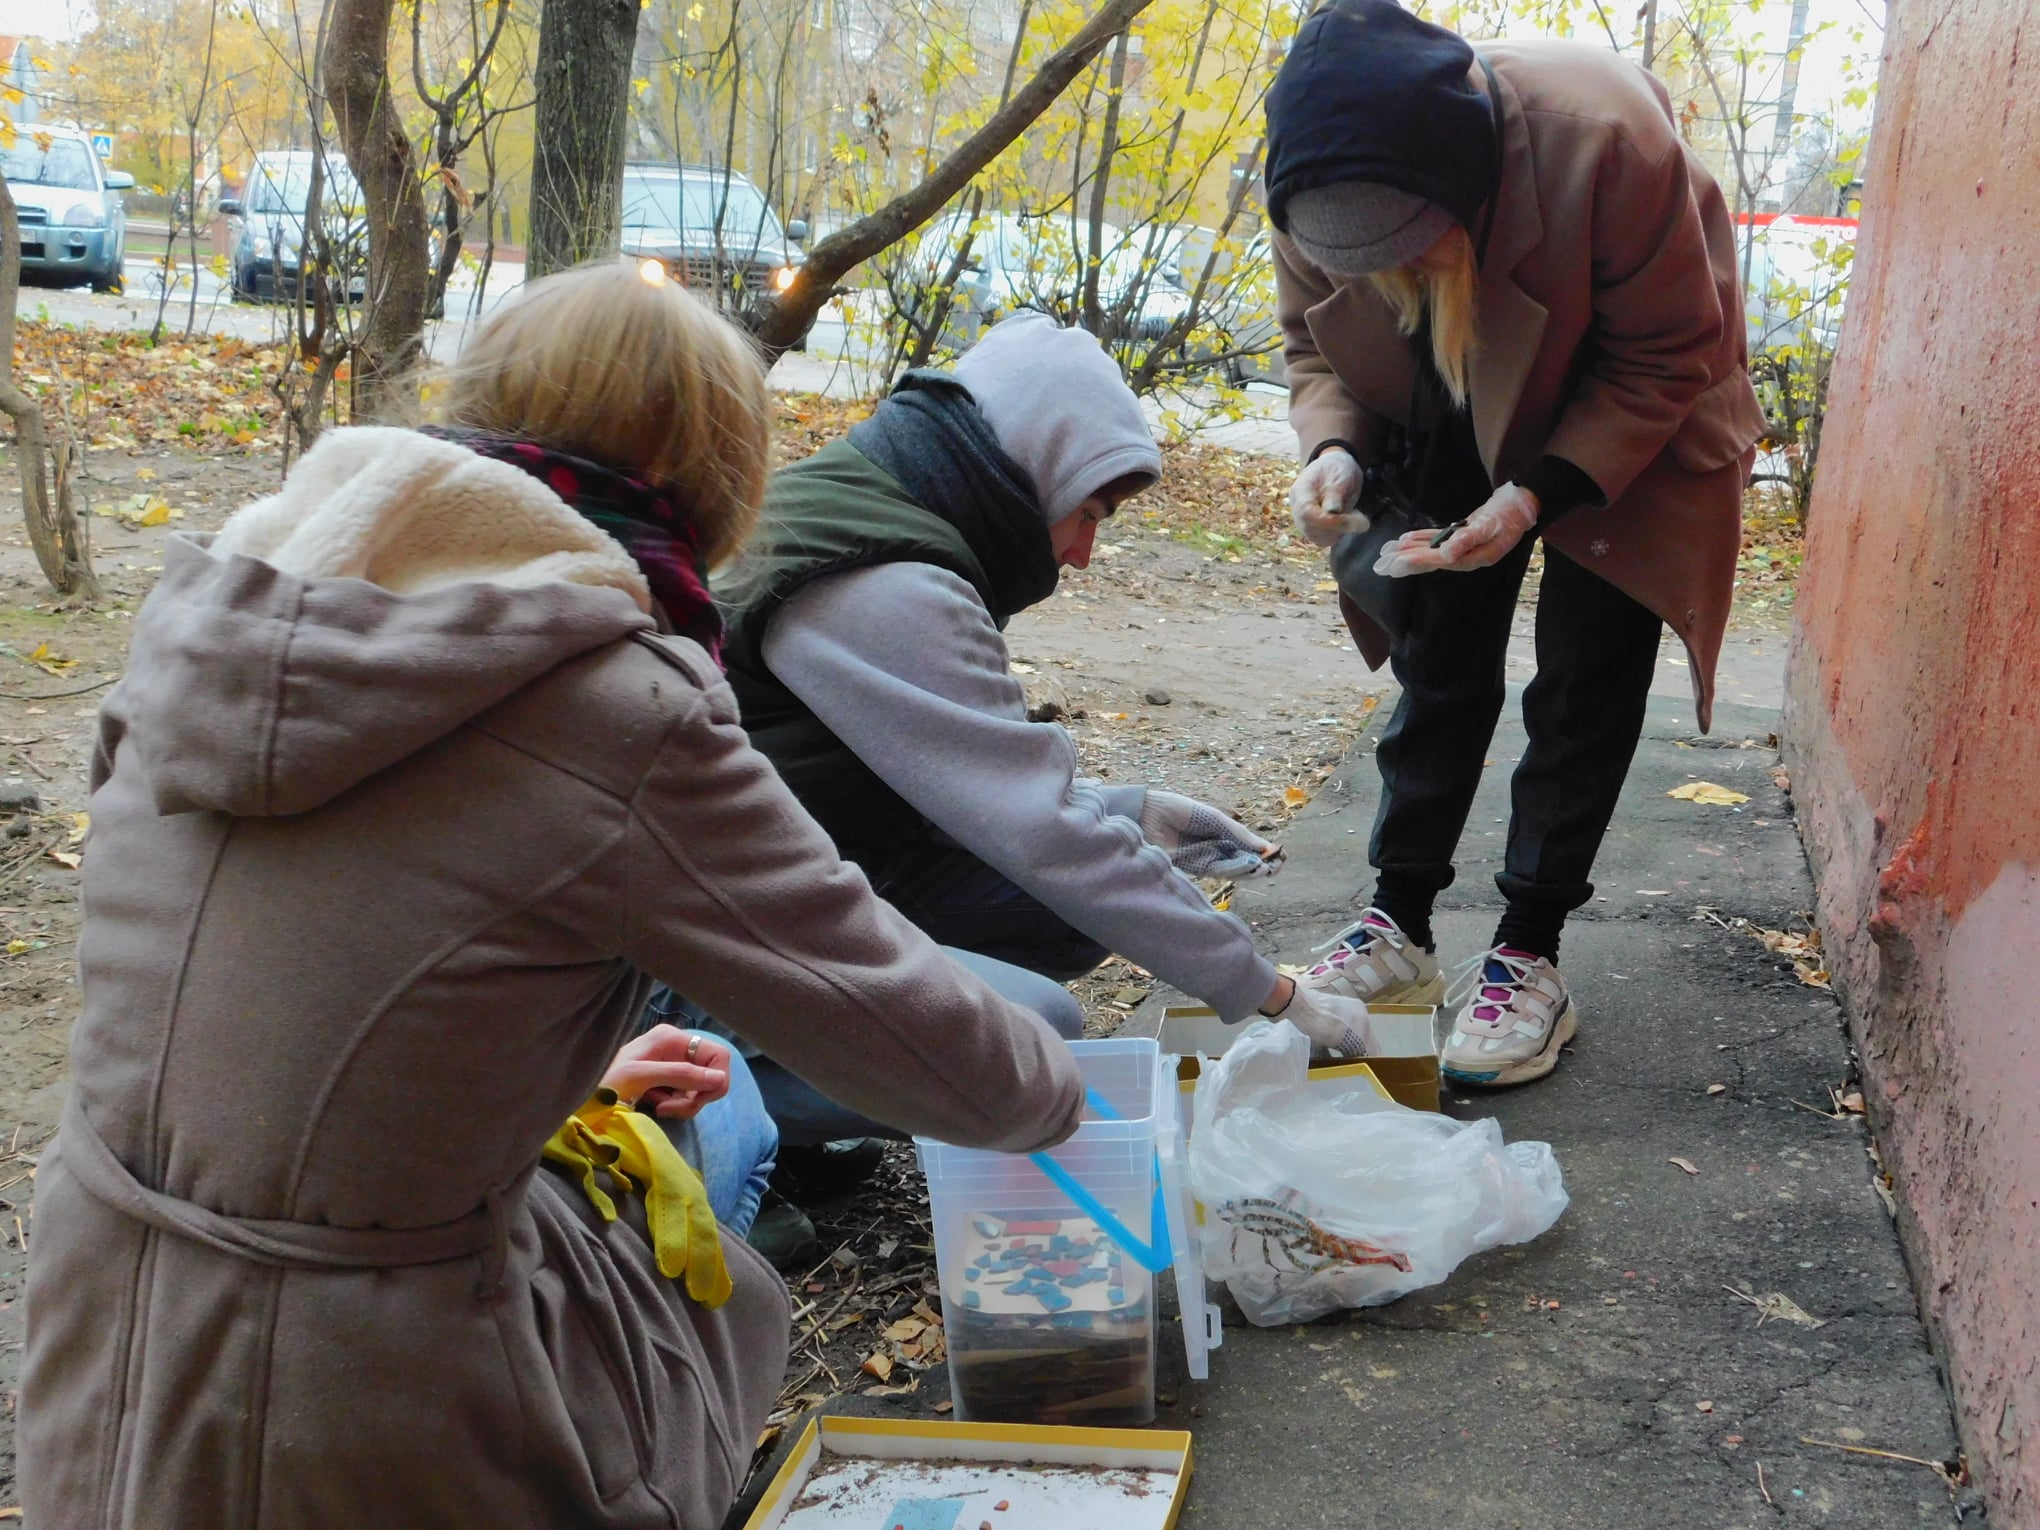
left=66, top=203, right=106, bottom=229
left=773, top=265, right=797, bottom=292
left=252, top=234, right=272, bottom=258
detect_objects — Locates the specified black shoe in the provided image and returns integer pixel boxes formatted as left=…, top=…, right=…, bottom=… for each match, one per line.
left=745, top=1191, right=820, bottom=1273
left=769, top=1137, right=887, bottom=1205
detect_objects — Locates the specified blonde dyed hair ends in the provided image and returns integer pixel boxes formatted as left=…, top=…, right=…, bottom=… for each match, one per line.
left=1366, top=223, right=1479, bottom=408
left=434, top=262, right=772, bottom=568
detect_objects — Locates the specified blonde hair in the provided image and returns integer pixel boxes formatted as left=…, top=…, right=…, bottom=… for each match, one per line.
left=434, top=262, right=772, bottom=568
left=1367, top=223, right=1480, bottom=408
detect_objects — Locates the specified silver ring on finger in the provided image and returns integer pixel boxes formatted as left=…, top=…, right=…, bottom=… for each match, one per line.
left=684, top=1032, right=701, bottom=1062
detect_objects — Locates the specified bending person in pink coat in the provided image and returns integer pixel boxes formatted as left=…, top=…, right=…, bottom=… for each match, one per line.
left=1268, top=0, right=1767, bottom=1087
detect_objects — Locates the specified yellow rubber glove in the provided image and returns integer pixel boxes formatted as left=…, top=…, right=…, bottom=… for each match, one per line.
left=544, top=1087, right=733, bottom=1308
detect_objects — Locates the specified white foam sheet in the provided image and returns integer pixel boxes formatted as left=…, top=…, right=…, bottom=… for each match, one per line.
left=746, top=1422, right=1191, bottom=1530
left=773, top=1455, right=1179, bottom=1530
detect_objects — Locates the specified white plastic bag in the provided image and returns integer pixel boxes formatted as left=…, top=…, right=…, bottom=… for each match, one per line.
left=1187, top=1021, right=1568, bottom=1326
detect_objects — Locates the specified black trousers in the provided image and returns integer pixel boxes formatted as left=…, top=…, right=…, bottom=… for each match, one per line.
left=1369, top=536, right=1663, bottom=955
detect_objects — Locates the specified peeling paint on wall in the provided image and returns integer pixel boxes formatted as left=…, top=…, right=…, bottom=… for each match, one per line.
left=1782, top=0, right=2040, bottom=1520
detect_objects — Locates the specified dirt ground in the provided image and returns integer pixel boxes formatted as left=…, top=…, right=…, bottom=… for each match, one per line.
left=0, top=369, right=1805, bottom=1506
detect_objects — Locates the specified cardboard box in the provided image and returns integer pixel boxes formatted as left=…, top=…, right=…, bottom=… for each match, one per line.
left=1158, top=1004, right=1442, bottom=1114
left=742, top=1415, right=1194, bottom=1530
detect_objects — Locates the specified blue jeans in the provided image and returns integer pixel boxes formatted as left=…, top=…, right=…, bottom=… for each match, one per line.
left=658, top=1048, right=777, bottom=1237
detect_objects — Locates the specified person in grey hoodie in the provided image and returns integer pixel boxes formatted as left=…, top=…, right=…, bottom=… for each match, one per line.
left=715, top=311, right=1377, bottom=1145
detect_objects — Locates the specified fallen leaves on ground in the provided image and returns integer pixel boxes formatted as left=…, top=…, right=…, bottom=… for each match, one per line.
left=1668, top=1156, right=1700, bottom=1175
left=108, top=493, right=177, bottom=527
left=1735, top=484, right=1806, bottom=612
left=1692, top=907, right=1833, bottom=989
left=1724, top=1285, right=1826, bottom=1328
left=14, top=323, right=291, bottom=453
left=1756, top=924, right=1832, bottom=988
left=21, top=643, right=77, bottom=677
left=1668, top=781, right=1750, bottom=806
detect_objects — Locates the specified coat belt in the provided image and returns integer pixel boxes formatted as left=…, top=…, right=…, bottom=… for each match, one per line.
left=58, top=1095, right=519, bottom=1275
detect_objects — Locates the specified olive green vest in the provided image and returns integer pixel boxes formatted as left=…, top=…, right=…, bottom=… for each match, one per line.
left=718, top=439, right=998, bottom=871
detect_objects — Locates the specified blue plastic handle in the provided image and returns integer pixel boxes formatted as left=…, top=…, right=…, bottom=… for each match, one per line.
left=1026, top=1087, right=1173, bottom=1274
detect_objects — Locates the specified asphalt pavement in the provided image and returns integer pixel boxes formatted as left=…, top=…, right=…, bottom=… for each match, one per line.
left=1120, top=685, right=1983, bottom=1529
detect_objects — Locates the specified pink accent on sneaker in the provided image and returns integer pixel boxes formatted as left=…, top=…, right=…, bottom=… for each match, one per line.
left=1473, top=947, right=1546, bottom=1023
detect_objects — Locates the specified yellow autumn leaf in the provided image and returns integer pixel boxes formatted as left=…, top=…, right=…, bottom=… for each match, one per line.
left=1667, top=782, right=1750, bottom=806
left=5, top=939, right=31, bottom=956
left=47, top=849, right=82, bottom=870
left=138, top=501, right=172, bottom=527
left=27, top=642, right=77, bottom=675
left=1283, top=785, right=1310, bottom=809
left=67, top=812, right=88, bottom=846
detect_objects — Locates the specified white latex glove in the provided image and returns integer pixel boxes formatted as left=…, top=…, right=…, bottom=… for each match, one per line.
left=1266, top=985, right=1376, bottom=1059
left=1139, top=790, right=1285, bottom=880
left=1288, top=448, right=1369, bottom=549
left=1373, top=482, right=1540, bottom=578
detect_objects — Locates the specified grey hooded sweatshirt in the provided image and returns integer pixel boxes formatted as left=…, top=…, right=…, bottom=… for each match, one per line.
left=20, top=427, right=1082, bottom=1530
left=762, top=315, right=1281, bottom=1020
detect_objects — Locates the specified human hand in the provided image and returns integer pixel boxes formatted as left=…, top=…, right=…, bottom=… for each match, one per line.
left=1372, top=482, right=1540, bottom=578
left=1140, top=790, right=1285, bottom=879
left=1266, top=982, right=1376, bottom=1058
left=602, top=1024, right=732, bottom=1122
left=1288, top=448, right=1370, bottom=549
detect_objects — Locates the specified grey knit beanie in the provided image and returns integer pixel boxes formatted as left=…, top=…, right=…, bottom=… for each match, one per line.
left=1286, top=182, right=1456, bottom=277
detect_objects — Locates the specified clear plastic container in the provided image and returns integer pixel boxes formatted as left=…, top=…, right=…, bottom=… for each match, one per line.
left=917, top=1038, right=1199, bottom=1427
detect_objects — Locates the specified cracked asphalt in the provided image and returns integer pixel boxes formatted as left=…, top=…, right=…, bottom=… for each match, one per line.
left=1129, top=689, right=1986, bottom=1528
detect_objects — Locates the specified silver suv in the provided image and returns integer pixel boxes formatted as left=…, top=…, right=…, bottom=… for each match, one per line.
left=1, top=125, right=133, bottom=293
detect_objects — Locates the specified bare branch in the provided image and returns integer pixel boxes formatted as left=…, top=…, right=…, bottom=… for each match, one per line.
left=748, top=0, right=1160, bottom=356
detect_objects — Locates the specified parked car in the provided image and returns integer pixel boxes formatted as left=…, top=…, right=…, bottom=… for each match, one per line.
left=1159, top=225, right=1285, bottom=387
left=0, top=124, right=133, bottom=293
left=618, top=162, right=811, bottom=341
left=908, top=210, right=1191, bottom=347
left=1741, top=215, right=1855, bottom=354
left=220, top=151, right=367, bottom=304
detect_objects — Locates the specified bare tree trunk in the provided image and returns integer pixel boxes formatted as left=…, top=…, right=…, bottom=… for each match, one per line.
left=1081, top=28, right=1131, bottom=334
left=0, top=178, right=98, bottom=600
left=749, top=0, right=1158, bottom=360
left=527, top=0, right=639, bottom=278
left=902, top=0, right=1037, bottom=372
left=325, top=0, right=430, bottom=419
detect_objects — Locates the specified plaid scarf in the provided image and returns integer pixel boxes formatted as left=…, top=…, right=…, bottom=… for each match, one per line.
left=424, top=426, right=724, bottom=666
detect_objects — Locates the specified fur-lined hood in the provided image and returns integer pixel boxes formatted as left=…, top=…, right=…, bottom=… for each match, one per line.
left=107, top=427, right=654, bottom=818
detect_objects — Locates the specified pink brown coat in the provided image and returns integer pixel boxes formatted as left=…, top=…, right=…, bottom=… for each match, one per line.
left=1278, top=39, right=1768, bottom=732
left=19, top=430, right=1085, bottom=1530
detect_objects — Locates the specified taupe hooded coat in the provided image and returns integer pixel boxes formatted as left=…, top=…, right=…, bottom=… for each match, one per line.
left=1278, top=40, right=1769, bottom=731
left=20, top=428, right=1084, bottom=1529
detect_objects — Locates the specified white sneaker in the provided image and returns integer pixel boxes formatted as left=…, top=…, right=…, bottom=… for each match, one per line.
left=1441, top=947, right=1579, bottom=1088
left=1298, top=908, right=1444, bottom=1006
